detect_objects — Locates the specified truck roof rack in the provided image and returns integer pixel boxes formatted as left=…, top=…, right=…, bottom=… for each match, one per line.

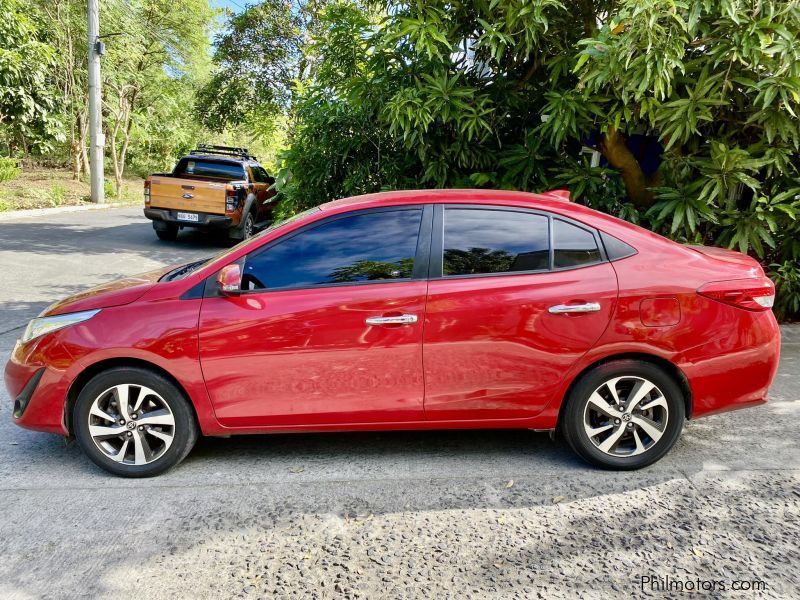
left=189, top=144, right=257, bottom=161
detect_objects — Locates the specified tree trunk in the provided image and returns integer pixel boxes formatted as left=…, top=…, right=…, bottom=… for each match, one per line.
left=598, top=126, right=658, bottom=209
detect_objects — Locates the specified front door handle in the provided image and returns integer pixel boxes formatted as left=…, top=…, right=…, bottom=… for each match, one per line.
left=365, top=314, right=418, bottom=326
left=548, top=302, right=601, bottom=314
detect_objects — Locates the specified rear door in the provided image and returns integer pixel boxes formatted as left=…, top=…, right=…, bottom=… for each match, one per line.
left=422, top=205, right=618, bottom=421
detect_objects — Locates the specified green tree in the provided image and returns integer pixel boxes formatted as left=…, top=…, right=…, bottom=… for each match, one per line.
left=100, top=0, right=217, bottom=195
left=0, top=0, right=63, bottom=155
left=273, top=0, right=800, bottom=317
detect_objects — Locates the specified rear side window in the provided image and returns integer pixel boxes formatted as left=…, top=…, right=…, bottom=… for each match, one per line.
left=600, top=231, right=637, bottom=261
left=443, top=209, right=549, bottom=276
left=553, top=219, right=601, bottom=268
left=243, top=209, right=422, bottom=290
left=175, top=159, right=245, bottom=180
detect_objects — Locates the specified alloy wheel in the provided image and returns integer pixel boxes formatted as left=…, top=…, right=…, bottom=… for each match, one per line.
left=87, top=383, right=176, bottom=465
left=582, top=376, right=669, bottom=457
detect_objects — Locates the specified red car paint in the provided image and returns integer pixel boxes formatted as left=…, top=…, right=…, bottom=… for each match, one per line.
left=5, top=189, right=780, bottom=438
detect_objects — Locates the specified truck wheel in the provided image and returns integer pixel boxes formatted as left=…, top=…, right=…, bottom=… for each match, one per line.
left=155, top=224, right=179, bottom=241
left=231, top=211, right=255, bottom=242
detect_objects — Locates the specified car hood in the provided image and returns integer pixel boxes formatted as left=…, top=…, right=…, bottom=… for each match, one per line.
left=42, top=267, right=172, bottom=317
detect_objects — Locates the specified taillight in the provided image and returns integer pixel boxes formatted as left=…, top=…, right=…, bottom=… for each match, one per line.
left=143, top=180, right=150, bottom=204
left=225, top=187, right=238, bottom=212
left=697, top=277, right=775, bottom=311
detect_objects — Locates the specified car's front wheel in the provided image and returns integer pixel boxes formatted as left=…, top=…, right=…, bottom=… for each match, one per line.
left=72, top=367, right=198, bottom=477
left=562, top=360, right=685, bottom=470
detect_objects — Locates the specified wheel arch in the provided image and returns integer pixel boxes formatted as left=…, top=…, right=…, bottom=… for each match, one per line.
left=64, top=357, right=200, bottom=436
left=556, top=352, right=693, bottom=431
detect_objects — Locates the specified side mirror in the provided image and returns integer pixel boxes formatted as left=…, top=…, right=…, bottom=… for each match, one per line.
left=216, top=263, right=242, bottom=294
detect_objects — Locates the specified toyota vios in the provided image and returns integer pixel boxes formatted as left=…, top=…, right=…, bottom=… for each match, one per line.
left=5, top=190, right=780, bottom=477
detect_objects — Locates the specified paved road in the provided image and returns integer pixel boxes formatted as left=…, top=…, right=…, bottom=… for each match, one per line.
left=0, top=208, right=798, bottom=599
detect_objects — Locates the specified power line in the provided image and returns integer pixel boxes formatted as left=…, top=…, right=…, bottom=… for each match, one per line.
left=225, top=0, right=249, bottom=13
left=104, top=0, right=187, bottom=60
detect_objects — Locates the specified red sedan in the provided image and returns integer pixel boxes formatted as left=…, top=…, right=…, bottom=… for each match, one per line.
left=5, top=190, right=780, bottom=477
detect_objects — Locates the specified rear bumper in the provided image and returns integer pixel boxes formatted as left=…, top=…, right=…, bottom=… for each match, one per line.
left=144, top=208, right=233, bottom=229
left=681, top=310, right=781, bottom=418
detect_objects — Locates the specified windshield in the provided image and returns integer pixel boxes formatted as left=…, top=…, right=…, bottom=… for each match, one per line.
left=160, top=258, right=211, bottom=282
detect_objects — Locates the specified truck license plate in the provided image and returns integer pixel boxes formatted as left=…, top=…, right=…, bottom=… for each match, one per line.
left=177, top=212, right=199, bottom=222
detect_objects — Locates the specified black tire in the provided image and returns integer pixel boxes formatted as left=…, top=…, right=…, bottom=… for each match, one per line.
left=230, top=210, right=255, bottom=242
left=72, top=367, right=198, bottom=477
left=561, top=360, right=685, bottom=470
left=155, top=224, right=179, bottom=241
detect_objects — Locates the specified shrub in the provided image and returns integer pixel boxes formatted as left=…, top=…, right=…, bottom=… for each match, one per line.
left=0, top=157, right=21, bottom=182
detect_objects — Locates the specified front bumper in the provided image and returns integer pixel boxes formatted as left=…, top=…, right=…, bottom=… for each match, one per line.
left=144, top=208, right=233, bottom=229
left=5, top=337, right=73, bottom=435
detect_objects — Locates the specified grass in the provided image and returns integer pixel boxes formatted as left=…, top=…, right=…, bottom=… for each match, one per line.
left=0, top=167, right=143, bottom=212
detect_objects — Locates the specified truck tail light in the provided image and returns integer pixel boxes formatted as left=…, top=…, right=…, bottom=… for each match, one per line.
left=225, top=187, right=238, bottom=212
left=144, top=180, right=150, bottom=204
left=697, top=277, right=775, bottom=311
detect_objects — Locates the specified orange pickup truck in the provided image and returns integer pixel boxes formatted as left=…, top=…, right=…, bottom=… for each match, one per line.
left=144, top=145, right=276, bottom=242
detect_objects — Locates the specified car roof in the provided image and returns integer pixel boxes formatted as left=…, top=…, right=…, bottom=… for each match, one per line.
left=318, top=188, right=679, bottom=251
left=320, top=188, right=571, bottom=211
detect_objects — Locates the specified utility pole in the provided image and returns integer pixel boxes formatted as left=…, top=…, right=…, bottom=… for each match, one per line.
left=87, top=0, right=104, bottom=203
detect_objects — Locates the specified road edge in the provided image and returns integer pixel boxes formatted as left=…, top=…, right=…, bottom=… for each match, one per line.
left=0, top=202, right=139, bottom=222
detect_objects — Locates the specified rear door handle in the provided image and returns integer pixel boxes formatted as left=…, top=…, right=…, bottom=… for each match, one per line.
left=548, top=302, right=601, bottom=314
left=365, top=314, right=418, bottom=326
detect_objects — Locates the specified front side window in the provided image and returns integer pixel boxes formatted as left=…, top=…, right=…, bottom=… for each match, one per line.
left=553, top=219, right=601, bottom=268
left=242, top=209, right=422, bottom=290
left=251, top=166, right=272, bottom=183
left=443, top=208, right=549, bottom=276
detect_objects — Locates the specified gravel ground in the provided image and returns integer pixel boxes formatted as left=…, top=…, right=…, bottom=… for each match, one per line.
left=0, top=208, right=798, bottom=599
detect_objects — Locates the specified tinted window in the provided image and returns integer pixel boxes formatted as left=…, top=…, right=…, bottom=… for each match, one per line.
left=251, top=165, right=271, bottom=183
left=553, top=219, right=601, bottom=268
left=175, top=159, right=245, bottom=180
left=443, top=209, right=549, bottom=276
left=243, top=209, right=422, bottom=290
left=600, top=231, right=637, bottom=261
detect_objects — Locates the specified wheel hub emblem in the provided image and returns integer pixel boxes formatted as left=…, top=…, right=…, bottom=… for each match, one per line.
left=621, top=413, right=631, bottom=422
left=126, top=421, right=136, bottom=429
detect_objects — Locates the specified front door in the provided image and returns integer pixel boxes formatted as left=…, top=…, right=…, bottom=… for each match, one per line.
left=199, top=206, right=431, bottom=428
left=422, top=206, right=618, bottom=420
left=248, top=165, right=275, bottom=222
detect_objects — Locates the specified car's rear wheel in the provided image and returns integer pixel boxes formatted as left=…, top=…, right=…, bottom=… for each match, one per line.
left=155, top=224, right=179, bottom=241
left=562, top=360, right=685, bottom=470
left=72, top=367, right=198, bottom=477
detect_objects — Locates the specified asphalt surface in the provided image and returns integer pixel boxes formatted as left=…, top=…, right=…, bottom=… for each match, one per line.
left=0, top=207, right=798, bottom=599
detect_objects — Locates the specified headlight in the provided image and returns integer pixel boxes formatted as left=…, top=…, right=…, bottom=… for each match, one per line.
left=21, top=309, right=101, bottom=344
